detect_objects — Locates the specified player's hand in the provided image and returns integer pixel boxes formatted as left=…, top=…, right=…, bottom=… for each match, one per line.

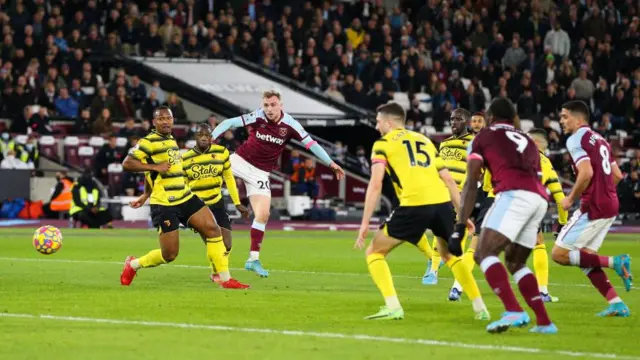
left=561, top=197, right=573, bottom=211
left=354, top=223, right=369, bottom=249
left=153, top=162, right=171, bottom=173
left=129, top=194, right=149, bottom=208
left=330, top=161, right=345, bottom=180
left=466, top=219, right=475, bottom=234
left=448, top=223, right=467, bottom=256
left=236, top=204, right=250, bottom=219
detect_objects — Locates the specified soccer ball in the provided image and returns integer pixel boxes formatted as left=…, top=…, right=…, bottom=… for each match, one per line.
left=33, top=225, right=63, bottom=255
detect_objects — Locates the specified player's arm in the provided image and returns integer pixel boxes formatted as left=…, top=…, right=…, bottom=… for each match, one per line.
left=211, top=110, right=260, bottom=139
left=129, top=177, right=152, bottom=209
left=563, top=135, right=592, bottom=209
left=290, top=118, right=345, bottom=179
left=544, top=165, right=568, bottom=225
left=611, top=160, right=623, bottom=185
left=354, top=141, right=386, bottom=249
left=438, top=167, right=461, bottom=211
left=221, top=151, right=241, bottom=206
left=122, top=139, right=169, bottom=173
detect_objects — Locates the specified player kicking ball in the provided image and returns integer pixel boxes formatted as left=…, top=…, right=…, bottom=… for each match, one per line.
left=182, top=124, right=251, bottom=284
left=452, top=97, right=556, bottom=334
left=211, top=90, right=344, bottom=277
left=121, top=106, right=247, bottom=289
left=552, top=101, right=632, bottom=317
left=355, top=102, right=490, bottom=321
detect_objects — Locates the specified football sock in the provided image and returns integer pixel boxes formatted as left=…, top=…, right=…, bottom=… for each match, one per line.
left=462, top=247, right=476, bottom=273
left=249, top=221, right=266, bottom=261
left=206, top=236, right=230, bottom=282
left=569, top=250, right=613, bottom=268
left=416, top=234, right=434, bottom=259
left=514, top=267, right=552, bottom=326
left=367, top=253, right=401, bottom=309
left=446, top=257, right=485, bottom=312
left=533, top=244, right=549, bottom=293
left=480, top=256, right=524, bottom=313
left=583, top=267, right=622, bottom=304
left=430, top=237, right=441, bottom=273
left=136, top=249, right=166, bottom=269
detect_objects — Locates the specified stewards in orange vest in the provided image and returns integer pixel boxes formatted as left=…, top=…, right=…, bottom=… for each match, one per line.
left=43, top=171, right=74, bottom=218
left=290, top=158, right=319, bottom=199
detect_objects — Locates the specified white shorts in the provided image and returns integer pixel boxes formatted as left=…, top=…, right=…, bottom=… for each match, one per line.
left=230, top=153, right=271, bottom=198
left=482, top=190, right=548, bottom=249
left=555, top=210, right=615, bottom=251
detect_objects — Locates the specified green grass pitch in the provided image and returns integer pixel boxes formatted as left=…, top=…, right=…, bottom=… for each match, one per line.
left=0, top=228, right=639, bottom=359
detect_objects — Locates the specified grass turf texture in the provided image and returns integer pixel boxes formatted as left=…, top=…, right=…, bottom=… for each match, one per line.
left=0, top=228, right=638, bottom=360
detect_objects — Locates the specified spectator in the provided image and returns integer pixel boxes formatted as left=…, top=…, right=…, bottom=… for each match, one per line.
left=325, top=79, right=345, bottom=102
left=459, top=83, right=485, bottom=114
left=291, top=158, right=319, bottom=199
left=112, top=86, right=135, bottom=120
left=122, top=171, right=146, bottom=196
left=29, top=107, right=52, bottom=135
left=73, top=109, right=93, bottom=134
left=0, top=149, right=32, bottom=169
left=128, top=75, right=146, bottom=109
left=42, top=171, right=74, bottom=219
left=502, top=38, right=527, bottom=69
left=164, top=92, right=188, bottom=122
left=94, top=135, right=120, bottom=183
left=93, top=108, right=114, bottom=136
left=356, top=145, right=370, bottom=175
left=90, top=87, right=114, bottom=119
left=368, top=82, right=390, bottom=110
left=570, top=66, right=596, bottom=101
left=544, top=23, right=570, bottom=59
left=218, top=130, right=237, bottom=151
left=55, top=87, right=79, bottom=118
left=69, top=170, right=113, bottom=229
left=118, top=117, right=138, bottom=138
left=283, top=149, right=302, bottom=175
left=618, top=170, right=640, bottom=213
left=141, top=90, right=161, bottom=120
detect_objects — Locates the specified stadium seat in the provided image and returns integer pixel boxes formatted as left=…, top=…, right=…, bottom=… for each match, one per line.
left=115, top=137, right=128, bottom=148
left=89, top=136, right=105, bottom=150
left=625, top=149, right=635, bottom=158
left=64, top=136, right=81, bottom=167
left=415, top=93, right=432, bottom=113
left=78, top=146, right=95, bottom=169
left=550, top=121, right=562, bottom=134
left=421, top=125, right=436, bottom=135
left=185, top=140, right=196, bottom=149
left=617, top=130, right=628, bottom=138
left=107, top=163, right=124, bottom=196
left=520, top=119, right=535, bottom=132
left=443, top=126, right=452, bottom=134
left=14, top=135, right=28, bottom=145
left=393, top=92, right=410, bottom=109
left=38, top=135, right=58, bottom=161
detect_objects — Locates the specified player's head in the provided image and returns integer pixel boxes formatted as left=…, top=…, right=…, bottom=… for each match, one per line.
left=153, top=106, right=174, bottom=136
left=527, top=128, right=548, bottom=152
left=470, top=112, right=486, bottom=134
left=560, top=100, right=590, bottom=135
left=486, top=97, right=516, bottom=125
left=262, top=89, right=283, bottom=122
left=450, top=108, right=471, bottom=136
left=375, top=102, right=406, bottom=135
left=195, top=123, right=212, bottom=150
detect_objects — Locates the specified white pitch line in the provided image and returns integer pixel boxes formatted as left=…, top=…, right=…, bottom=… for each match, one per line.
left=0, top=256, right=595, bottom=288
left=0, top=312, right=638, bottom=359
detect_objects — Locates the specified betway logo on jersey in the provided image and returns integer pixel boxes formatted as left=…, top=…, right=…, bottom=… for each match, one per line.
left=256, top=131, right=284, bottom=145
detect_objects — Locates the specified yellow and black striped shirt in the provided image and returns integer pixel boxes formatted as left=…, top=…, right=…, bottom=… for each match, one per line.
left=182, top=145, right=241, bottom=206
left=438, top=132, right=474, bottom=190
left=540, top=152, right=568, bottom=224
left=129, top=130, right=193, bottom=206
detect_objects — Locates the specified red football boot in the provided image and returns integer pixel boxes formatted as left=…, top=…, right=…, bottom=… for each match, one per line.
left=210, top=273, right=221, bottom=284
left=220, top=278, right=250, bottom=289
left=120, top=256, right=138, bottom=286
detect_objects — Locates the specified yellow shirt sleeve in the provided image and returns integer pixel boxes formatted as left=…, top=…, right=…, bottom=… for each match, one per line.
left=129, top=138, right=152, bottom=161
left=222, top=149, right=241, bottom=205
left=483, top=170, right=495, bottom=197
left=371, top=140, right=388, bottom=165
left=541, top=157, right=568, bottom=224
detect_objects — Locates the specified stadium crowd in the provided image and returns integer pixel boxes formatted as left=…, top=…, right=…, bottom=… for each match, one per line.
left=0, top=0, right=638, bottom=212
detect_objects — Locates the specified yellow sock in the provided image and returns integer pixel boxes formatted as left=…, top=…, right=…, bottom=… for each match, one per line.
left=206, top=236, right=230, bottom=281
left=462, top=248, right=476, bottom=273
left=138, top=249, right=166, bottom=268
left=446, top=257, right=481, bottom=302
left=430, top=237, right=441, bottom=273
left=367, top=253, right=397, bottom=298
left=533, top=243, right=549, bottom=293
left=460, top=230, right=468, bottom=252
left=416, top=234, right=434, bottom=259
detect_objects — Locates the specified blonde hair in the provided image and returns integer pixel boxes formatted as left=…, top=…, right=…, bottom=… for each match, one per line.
left=262, top=89, right=282, bottom=100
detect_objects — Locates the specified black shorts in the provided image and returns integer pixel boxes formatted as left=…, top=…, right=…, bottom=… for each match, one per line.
left=380, top=202, right=454, bottom=245
left=151, top=195, right=205, bottom=233
left=473, top=197, right=495, bottom=235
left=470, top=189, right=487, bottom=221
left=209, top=200, right=231, bottom=230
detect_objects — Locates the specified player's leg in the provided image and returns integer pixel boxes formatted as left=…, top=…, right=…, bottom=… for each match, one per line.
left=120, top=206, right=180, bottom=286
left=422, top=236, right=442, bottom=285
left=414, top=233, right=434, bottom=259
left=552, top=213, right=632, bottom=291
left=207, top=201, right=234, bottom=283
left=246, top=193, right=271, bottom=277
left=533, top=230, right=557, bottom=302
left=188, top=198, right=248, bottom=289
left=364, top=229, right=404, bottom=320
left=553, top=214, right=631, bottom=316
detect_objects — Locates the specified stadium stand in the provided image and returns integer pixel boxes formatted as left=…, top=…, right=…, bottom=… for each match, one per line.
left=0, top=0, right=638, bottom=224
